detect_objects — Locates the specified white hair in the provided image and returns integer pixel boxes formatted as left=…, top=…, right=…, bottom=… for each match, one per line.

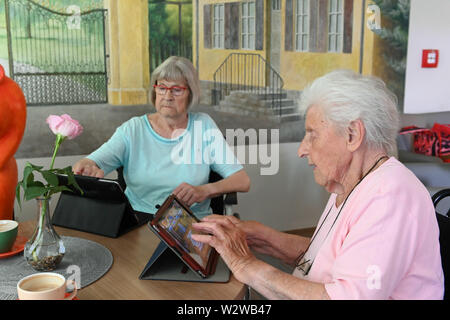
left=298, top=69, right=400, bottom=156
left=150, top=56, right=201, bottom=109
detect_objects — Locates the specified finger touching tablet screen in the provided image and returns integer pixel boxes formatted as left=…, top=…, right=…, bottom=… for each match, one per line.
left=149, top=194, right=218, bottom=278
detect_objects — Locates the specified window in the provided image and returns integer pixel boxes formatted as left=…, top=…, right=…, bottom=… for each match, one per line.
left=272, top=0, right=281, bottom=11
left=213, top=4, right=224, bottom=48
left=241, top=1, right=256, bottom=50
left=295, top=0, right=309, bottom=51
left=328, top=0, right=344, bottom=52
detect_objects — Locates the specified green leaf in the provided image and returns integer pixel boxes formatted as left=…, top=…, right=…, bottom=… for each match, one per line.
left=26, top=162, right=44, bottom=172
left=55, top=166, right=84, bottom=195
left=25, top=172, right=35, bottom=189
left=47, top=186, right=73, bottom=198
left=22, top=164, right=34, bottom=188
left=61, top=166, right=74, bottom=173
left=27, top=181, right=46, bottom=188
left=15, top=182, right=22, bottom=210
left=24, top=185, right=48, bottom=201
left=66, top=170, right=83, bottom=195
left=42, top=171, right=59, bottom=187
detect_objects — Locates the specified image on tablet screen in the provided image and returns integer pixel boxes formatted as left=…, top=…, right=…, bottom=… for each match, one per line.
left=158, top=200, right=211, bottom=268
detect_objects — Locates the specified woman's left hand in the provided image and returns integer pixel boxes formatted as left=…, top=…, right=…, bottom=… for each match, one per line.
left=172, top=183, right=210, bottom=206
left=191, top=215, right=257, bottom=284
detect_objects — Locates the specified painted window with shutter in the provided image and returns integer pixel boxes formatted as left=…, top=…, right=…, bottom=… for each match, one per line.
left=272, top=0, right=281, bottom=11
left=328, top=0, right=344, bottom=52
left=213, top=4, right=225, bottom=49
left=241, top=1, right=256, bottom=50
left=295, top=0, right=309, bottom=52
left=225, top=2, right=240, bottom=49
left=203, top=4, right=212, bottom=49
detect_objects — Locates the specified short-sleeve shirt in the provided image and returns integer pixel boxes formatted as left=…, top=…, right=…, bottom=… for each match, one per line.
left=87, top=112, right=243, bottom=218
left=293, top=157, right=444, bottom=300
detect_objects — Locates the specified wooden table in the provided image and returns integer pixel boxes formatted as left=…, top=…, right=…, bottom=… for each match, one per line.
left=18, top=221, right=247, bottom=300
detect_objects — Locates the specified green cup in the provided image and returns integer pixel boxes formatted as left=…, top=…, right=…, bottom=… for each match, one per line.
left=0, top=220, right=18, bottom=253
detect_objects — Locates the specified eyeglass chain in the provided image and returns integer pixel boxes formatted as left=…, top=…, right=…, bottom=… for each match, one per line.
left=295, top=155, right=389, bottom=272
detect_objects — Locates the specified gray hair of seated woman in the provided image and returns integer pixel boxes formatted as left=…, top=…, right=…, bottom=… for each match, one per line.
left=298, top=69, right=400, bottom=157
left=149, top=56, right=201, bottom=110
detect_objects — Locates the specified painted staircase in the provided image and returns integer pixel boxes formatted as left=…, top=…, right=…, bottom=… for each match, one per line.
left=216, top=90, right=301, bottom=122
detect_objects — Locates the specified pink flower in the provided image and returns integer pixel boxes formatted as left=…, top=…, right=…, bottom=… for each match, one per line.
left=46, top=114, right=83, bottom=140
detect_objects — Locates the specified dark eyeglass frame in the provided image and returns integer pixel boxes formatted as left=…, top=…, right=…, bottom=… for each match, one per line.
left=153, top=84, right=188, bottom=96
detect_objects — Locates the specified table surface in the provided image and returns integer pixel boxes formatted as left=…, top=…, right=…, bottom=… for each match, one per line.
left=18, top=221, right=247, bottom=300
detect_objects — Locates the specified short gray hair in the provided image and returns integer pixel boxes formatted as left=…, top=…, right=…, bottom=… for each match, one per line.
left=149, top=56, right=201, bottom=109
left=298, top=69, right=400, bottom=156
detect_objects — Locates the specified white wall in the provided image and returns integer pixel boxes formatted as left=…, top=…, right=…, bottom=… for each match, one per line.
left=404, top=0, right=450, bottom=114
left=235, top=142, right=329, bottom=231
left=14, top=143, right=329, bottom=231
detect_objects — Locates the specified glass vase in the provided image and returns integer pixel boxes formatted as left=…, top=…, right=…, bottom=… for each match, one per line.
left=24, top=197, right=65, bottom=271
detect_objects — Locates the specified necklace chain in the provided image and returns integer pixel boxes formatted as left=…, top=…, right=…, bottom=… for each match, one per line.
left=295, top=155, right=388, bottom=274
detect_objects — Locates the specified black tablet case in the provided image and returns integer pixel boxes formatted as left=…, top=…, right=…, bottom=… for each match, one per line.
left=52, top=175, right=152, bottom=238
left=139, top=240, right=231, bottom=283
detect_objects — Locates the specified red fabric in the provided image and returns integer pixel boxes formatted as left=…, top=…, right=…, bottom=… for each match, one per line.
left=400, top=124, right=450, bottom=163
left=432, top=123, right=450, bottom=160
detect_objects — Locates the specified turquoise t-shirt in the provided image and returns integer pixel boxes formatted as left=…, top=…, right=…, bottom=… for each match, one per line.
left=87, top=112, right=243, bottom=218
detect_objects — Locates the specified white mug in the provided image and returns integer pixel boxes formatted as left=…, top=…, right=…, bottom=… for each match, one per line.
left=17, top=272, right=78, bottom=300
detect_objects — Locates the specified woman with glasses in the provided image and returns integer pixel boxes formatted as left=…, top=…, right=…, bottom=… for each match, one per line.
left=192, top=70, right=444, bottom=299
left=73, top=56, right=250, bottom=218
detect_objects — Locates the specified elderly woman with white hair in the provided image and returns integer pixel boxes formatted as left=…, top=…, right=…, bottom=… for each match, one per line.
left=73, top=56, right=250, bottom=218
left=192, top=70, right=444, bottom=299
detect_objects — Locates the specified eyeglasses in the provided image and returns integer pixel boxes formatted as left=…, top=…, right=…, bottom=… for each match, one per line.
left=153, top=84, right=188, bottom=96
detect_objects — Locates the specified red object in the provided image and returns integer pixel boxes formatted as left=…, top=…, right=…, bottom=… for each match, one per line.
left=65, top=293, right=79, bottom=300
left=422, top=49, right=439, bottom=68
left=400, top=124, right=450, bottom=162
left=0, top=64, right=27, bottom=220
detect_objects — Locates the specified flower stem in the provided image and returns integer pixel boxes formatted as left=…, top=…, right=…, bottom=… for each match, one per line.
left=30, top=134, right=65, bottom=262
left=31, top=198, right=47, bottom=262
left=49, top=134, right=64, bottom=170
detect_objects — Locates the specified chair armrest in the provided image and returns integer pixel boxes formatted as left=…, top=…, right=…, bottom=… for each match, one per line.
left=433, top=189, right=450, bottom=217
left=223, top=192, right=238, bottom=217
left=432, top=189, right=450, bottom=207
left=224, top=192, right=238, bottom=205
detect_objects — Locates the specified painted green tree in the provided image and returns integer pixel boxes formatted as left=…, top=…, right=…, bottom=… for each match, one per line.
left=148, top=1, right=192, bottom=72
left=166, top=3, right=192, bottom=39
left=372, top=0, right=410, bottom=107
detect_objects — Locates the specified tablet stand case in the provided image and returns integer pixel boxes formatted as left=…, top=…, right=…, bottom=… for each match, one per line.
left=52, top=191, right=152, bottom=238
left=139, top=241, right=231, bottom=283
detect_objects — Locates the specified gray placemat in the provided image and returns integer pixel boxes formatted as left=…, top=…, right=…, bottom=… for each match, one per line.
left=0, top=236, right=113, bottom=300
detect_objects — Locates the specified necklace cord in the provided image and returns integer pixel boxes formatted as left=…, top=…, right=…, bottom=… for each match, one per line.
left=295, top=155, right=388, bottom=270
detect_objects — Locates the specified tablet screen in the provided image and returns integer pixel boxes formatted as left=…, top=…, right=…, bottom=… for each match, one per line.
left=155, top=197, right=212, bottom=270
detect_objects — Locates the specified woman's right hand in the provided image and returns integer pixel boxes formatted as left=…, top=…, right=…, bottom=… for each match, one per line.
left=72, top=158, right=104, bottom=178
left=201, top=215, right=305, bottom=265
left=201, top=215, right=274, bottom=255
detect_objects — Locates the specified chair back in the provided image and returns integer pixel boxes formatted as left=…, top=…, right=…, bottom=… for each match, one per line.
left=433, top=188, right=450, bottom=300
left=209, top=170, right=225, bottom=214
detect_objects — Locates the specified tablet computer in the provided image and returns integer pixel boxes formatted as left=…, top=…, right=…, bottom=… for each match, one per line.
left=56, top=173, right=127, bottom=202
left=54, top=173, right=152, bottom=237
left=149, top=194, right=219, bottom=278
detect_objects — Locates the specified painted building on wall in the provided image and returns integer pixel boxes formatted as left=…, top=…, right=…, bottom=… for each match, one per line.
left=193, top=0, right=391, bottom=104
